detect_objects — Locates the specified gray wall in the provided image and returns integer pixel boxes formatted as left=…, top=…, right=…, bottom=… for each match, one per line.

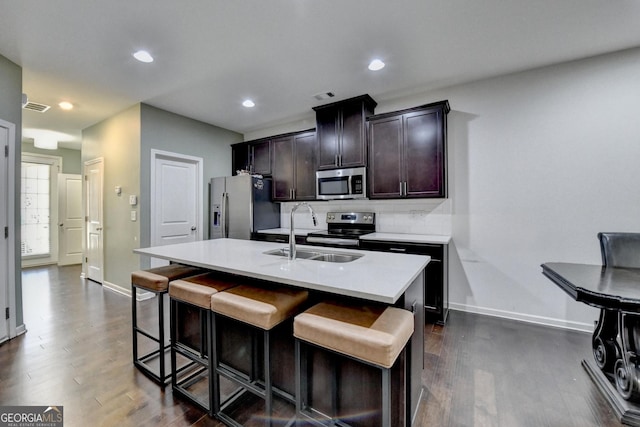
left=82, top=104, right=141, bottom=293
left=0, top=54, right=23, bottom=327
left=139, top=103, right=243, bottom=265
left=80, top=103, right=242, bottom=292
left=21, top=141, right=82, bottom=174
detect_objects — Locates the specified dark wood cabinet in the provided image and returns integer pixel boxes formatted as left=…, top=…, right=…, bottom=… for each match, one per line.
left=272, top=130, right=317, bottom=201
left=231, top=142, right=250, bottom=175
left=251, top=232, right=306, bottom=245
left=368, top=100, right=449, bottom=199
left=250, top=139, right=271, bottom=176
left=359, top=239, right=449, bottom=324
left=314, top=95, right=377, bottom=170
left=231, top=139, right=271, bottom=175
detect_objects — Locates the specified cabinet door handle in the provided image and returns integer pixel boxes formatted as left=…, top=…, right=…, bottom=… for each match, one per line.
left=338, top=154, right=342, bottom=166
left=399, top=182, right=403, bottom=196
left=403, top=181, right=407, bottom=196
left=390, top=247, right=406, bottom=253
left=335, top=154, right=339, bottom=166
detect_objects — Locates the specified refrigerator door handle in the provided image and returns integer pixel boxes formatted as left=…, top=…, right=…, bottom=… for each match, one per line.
left=221, top=192, right=228, bottom=238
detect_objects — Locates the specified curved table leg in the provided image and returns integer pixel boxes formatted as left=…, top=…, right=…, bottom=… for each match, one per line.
left=593, top=308, right=619, bottom=372
left=614, top=312, right=640, bottom=400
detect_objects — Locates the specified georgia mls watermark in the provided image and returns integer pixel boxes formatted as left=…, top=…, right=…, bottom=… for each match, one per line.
left=0, top=406, right=63, bottom=427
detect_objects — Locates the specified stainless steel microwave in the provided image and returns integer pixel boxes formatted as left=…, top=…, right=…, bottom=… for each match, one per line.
left=316, top=167, right=367, bottom=200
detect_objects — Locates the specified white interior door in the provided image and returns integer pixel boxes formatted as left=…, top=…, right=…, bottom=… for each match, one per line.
left=0, top=124, right=9, bottom=342
left=58, top=173, right=83, bottom=266
left=150, top=150, right=203, bottom=267
left=84, top=158, right=104, bottom=283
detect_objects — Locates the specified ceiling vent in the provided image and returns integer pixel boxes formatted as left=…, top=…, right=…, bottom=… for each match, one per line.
left=313, top=91, right=335, bottom=101
left=23, top=101, right=51, bottom=113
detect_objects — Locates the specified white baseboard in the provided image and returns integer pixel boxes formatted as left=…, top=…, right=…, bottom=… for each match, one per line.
left=102, top=280, right=155, bottom=301
left=15, top=323, right=26, bottom=337
left=103, top=281, right=131, bottom=298
left=449, top=302, right=594, bottom=333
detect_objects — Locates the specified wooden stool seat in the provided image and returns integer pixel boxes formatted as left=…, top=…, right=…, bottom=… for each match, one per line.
left=210, top=284, right=309, bottom=426
left=169, top=272, right=237, bottom=412
left=211, top=285, right=309, bottom=330
left=132, top=264, right=203, bottom=292
left=294, top=301, right=413, bottom=369
left=131, top=264, right=204, bottom=386
left=294, top=301, right=414, bottom=427
left=170, top=273, right=237, bottom=308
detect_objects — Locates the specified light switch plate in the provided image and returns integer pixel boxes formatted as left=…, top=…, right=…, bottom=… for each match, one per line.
left=130, top=210, right=137, bottom=221
left=129, top=195, right=137, bottom=206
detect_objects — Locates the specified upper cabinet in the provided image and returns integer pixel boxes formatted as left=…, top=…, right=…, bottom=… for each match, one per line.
left=231, top=138, right=272, bottom=175
left=313, top=95, right=377, bottom=170
left=368, top=100, right=450, bottom=199
left=250, top=139, right=272, bottom=176
left=231, top=142, right=250, bottom=175
left=271, top=130, right=317, bottom=201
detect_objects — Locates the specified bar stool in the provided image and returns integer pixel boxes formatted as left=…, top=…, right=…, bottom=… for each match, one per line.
left=293, top=301, right=414, bottom=427
left=210, top=284, right=309, bottom=426
left=131, top=264, right=204, bottom=385
left=168, top=272, right=237, bottom=412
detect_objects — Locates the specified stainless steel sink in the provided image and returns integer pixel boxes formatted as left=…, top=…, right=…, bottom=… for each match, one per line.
left=307, top=253, right=363, bottom=263
left=263, top=248, right=319, bottom=259
left=263, top=248, right=362, bottom=263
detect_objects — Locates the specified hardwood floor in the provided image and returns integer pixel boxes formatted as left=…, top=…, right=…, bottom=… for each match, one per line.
left=0, top=265, right=623, bottom=426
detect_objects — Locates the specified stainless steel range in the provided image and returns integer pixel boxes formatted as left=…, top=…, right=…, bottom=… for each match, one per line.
left=305, top=212, right=375, bottom=248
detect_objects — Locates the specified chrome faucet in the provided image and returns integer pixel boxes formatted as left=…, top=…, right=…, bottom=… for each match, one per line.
left=289, top=202, right=317, bottom=260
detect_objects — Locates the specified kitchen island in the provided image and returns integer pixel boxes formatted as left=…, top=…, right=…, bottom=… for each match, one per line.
left=135, top=238, right=429, bottom=426
left=135, top=238, right=429, bottom=304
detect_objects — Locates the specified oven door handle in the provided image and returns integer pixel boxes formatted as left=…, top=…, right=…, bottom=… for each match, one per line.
left=306, top=237, right=359, bottom=247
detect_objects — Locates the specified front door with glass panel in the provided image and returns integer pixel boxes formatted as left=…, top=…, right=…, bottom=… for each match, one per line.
left=21, top=154, right=60, bottom=267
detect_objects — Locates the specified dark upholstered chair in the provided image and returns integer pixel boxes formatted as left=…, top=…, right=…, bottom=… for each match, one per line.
left=598, top=232, right=640, bottom=268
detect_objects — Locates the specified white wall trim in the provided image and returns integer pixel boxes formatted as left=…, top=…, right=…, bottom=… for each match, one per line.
left=102, top=280, right=131, bottom=298
left=449, top=302, right=594, bottom=333
left=15, top=323, right=26, bottom=337
left=102, top=280, right=154, bottom=301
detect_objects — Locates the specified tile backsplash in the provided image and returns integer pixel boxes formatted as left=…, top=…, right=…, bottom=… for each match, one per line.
left=280, top=199, right=452, bottom=236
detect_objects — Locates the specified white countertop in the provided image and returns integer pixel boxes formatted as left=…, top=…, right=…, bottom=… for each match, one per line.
left=259, top=229, right=451, bottom=244
left=134, top=238, right=429, bottom=304
left=360, top=233, right=451, bottom=245
left=257, top=228, right=323, bottom=236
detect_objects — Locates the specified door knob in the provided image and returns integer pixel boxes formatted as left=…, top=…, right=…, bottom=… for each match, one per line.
left=191, top=226, right=196, bottom=231
left=96, top=227, right=103, bottom=231
left=59, top=223, right=64, bottom=227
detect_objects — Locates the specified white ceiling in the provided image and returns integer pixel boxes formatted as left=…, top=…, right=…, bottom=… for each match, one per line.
left=2, top=0, right=640, bottom=150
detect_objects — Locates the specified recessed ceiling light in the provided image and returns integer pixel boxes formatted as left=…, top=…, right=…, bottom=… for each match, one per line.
left=59, top=101, right=73, bottom=110
left=368, top=59, right=385, bottom=71
left=133, top=50, right=154, bottom=63
left=242, top=100, right=255, bottom=108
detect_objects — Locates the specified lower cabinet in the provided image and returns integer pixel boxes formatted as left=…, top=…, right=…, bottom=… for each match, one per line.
left=359, top=240, right=449, bottom=324
left=251, top=232, right=306, bottom=245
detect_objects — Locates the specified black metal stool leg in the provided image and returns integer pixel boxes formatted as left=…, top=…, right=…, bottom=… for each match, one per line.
left=158, top=291, right=166, bottom=384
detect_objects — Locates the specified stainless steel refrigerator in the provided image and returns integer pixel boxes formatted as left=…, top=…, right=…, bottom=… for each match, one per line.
left=209, top=175, right=280, bottom=240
